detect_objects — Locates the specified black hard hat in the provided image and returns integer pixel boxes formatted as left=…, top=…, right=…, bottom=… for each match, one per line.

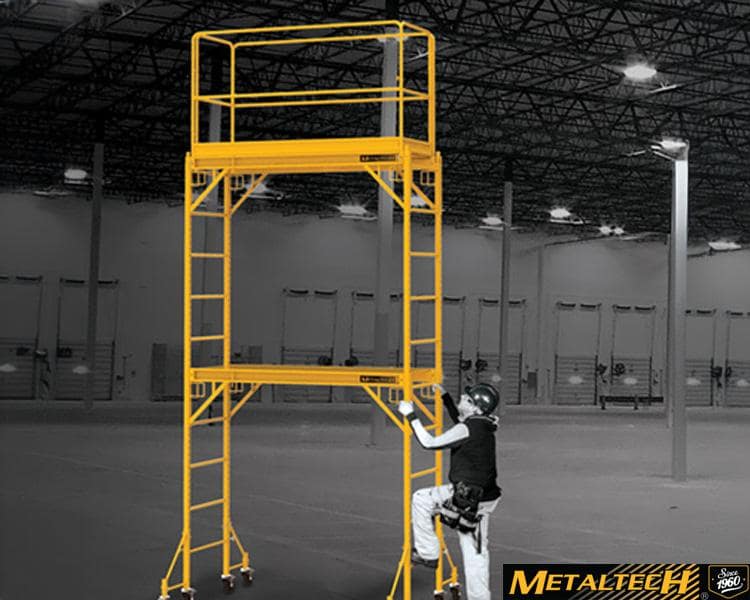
left=463, top=383, right=500, bottom=414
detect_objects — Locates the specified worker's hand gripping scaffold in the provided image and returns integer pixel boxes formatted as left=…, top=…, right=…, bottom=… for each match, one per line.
left=158, top=21, right=457, bottom=600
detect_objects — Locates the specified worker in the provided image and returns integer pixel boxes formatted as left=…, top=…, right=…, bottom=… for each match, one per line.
left=397, top=382, right=501, bottom=600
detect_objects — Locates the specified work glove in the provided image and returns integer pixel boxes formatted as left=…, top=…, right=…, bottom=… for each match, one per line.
left=397, top=401, right=415, bottom=417
left=432, top=383, right=445, bottom=395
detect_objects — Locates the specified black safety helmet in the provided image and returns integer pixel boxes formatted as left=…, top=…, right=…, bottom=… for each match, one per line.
left=463, top=383, right=500, bottom=415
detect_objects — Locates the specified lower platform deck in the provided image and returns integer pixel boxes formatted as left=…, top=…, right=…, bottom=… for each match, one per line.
left=190, top=363, right=438, bottom=387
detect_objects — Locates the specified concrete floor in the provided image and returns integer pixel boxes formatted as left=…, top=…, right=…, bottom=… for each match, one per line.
left=1, top=404, right=748, bottom=600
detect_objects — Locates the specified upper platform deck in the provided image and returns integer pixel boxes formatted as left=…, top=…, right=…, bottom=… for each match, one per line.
left=191, top=136, right=436, bottom=174
left=190, top=21, right=436, bottom=173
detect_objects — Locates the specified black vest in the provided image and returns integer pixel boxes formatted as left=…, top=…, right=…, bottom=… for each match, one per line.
left=448, top=416, right=501, bottom=502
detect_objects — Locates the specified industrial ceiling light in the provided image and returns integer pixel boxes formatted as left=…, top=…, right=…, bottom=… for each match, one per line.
left=708, top=240, right=741, bottom=252
left=623, top=62, right=657, bottom=82
left=549, top=207, right=571, bottom=220
left=64, top=167, right=89, bottom=184
left=613, top=226, right=625, bottom=236
left=650, top=137, right=688, bottom=160
left=481, top=214, right=504, bottom=227
left=598, top=225, right=613, bottom=235
left=0, top=363, right=17, bottom=373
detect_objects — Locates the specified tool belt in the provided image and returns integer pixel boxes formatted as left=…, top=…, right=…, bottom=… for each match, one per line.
left=439, top=482, right=483, bottom=534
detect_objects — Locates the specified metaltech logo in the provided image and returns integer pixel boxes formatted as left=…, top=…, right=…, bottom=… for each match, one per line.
left=504, top=564, right=701, bottom=599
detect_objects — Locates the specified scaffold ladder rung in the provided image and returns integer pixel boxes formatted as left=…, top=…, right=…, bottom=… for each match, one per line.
left=190, top=498, right=224, bottom=511
left=191, top=334, right=225, bottom=342
left=192, top=211, right=224, bottom=218
left=411, top=467, right=437, bottom=479
left=191, top=293, right=225, bottom=300
left=411, top=295, right=436, bottom=301
left=411, top=337, right=436, bottom=345
left=190, top=457, right=225, bottom=469
left=193, top=416, right=224, bottom=426
left=191, top=252, right=224, bottom=259
left=410, top=251, right=436, bottom=257
left=412, top=207, right=437, bottom=215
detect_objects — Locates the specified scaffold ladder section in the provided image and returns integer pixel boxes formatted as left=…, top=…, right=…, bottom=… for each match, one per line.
left=159, top=21, right=455, bottom=600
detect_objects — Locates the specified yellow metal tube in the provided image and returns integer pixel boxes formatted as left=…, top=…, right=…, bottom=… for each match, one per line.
left=410, top=466, right=437, bottom=479
left=232, top=31, right=424, bottom=49
left=233, top=95, right=425, bottom=110
left=435, top=155, right=444, bottom=385
left=230, top=173, right=268, bottom=215
left=398, top=22, right=405, bottom=144
left=412, top=395, right=435, bottom=423
left=230, top=383, right=261, bottom=417
left=191, top=498, right=224, bottom=511
left=189, top=372, right=226, bottom=427
left=190, top=168, right=229, bottom=212
left=182, top=154, right=193, bottom=589
left=230, top=44, right=236, bottom=143
left=210, top=86, right=420, bottom=100
left=193, top=19, right=425, bottom=37
left=191, top=539, right=224, bottom=554
left=199, top=34, right=233, bottom=47
left=222, top=180, right=232, bottom=577
left=193, top=415, right=224, bottom=426
left=434, top=153, right=447, bottom=594
left=191, top=456, right=224, bottom=469
left=365, top=166, right=405, bottom=209
left=362, top=386, right=406, bottom=430
left=387, top=549, right=406, bottom=600
left=402, top=144, right=413, bottom=600
left=196, top=96, right=232, bottom=108
left=428, top=33, right=436, bottom=154
left=410, top=182, right=435, bottom=210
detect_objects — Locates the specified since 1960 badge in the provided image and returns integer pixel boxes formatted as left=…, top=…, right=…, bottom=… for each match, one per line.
left=708, top=565, right=749, bottom=600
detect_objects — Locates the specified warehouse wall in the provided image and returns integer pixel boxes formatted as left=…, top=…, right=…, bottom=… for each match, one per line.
left=1, top=192, right=749, bottom=401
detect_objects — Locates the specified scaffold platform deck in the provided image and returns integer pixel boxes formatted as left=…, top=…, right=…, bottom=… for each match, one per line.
left=191, top=364, right=437, bottom=387
left=192, top=136, right=435, bottom=174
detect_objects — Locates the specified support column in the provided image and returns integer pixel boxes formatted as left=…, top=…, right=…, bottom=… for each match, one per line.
left=83, top=126, right=104, bottom=411
left=371, top=0, right=399, bottom=445
left=498, top=159, right=513, bottom=412
left=669, top=148, right=689, bottom=481
left=535, top=244, right=546, bottom=403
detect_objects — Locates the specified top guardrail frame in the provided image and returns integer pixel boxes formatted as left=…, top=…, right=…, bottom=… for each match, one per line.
left=190, top=20, right=436, bottom=155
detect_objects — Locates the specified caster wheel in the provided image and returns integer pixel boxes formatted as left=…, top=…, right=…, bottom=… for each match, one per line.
left=222, top=575, right=235, bottom=594
left=181, top=588, right=195, bottom=600
left=449, top=584, right=461, bottom=600
left=434, top=592, right=445, bottom=600
left=241, top=568, right=254, bottom=586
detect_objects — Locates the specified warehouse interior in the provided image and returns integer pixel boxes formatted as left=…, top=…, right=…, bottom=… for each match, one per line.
left=1, top=2, right=750, bottom=600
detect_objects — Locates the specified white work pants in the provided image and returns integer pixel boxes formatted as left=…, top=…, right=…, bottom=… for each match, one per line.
left=412, top=484, right=498, bottom=600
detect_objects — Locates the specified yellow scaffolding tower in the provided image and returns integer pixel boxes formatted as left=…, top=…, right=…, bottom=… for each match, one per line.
left=159, top=21, right=457, bottom=600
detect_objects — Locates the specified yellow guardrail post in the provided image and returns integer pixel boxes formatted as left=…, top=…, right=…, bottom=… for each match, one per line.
left=182, top=153, right=193, bottom=595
